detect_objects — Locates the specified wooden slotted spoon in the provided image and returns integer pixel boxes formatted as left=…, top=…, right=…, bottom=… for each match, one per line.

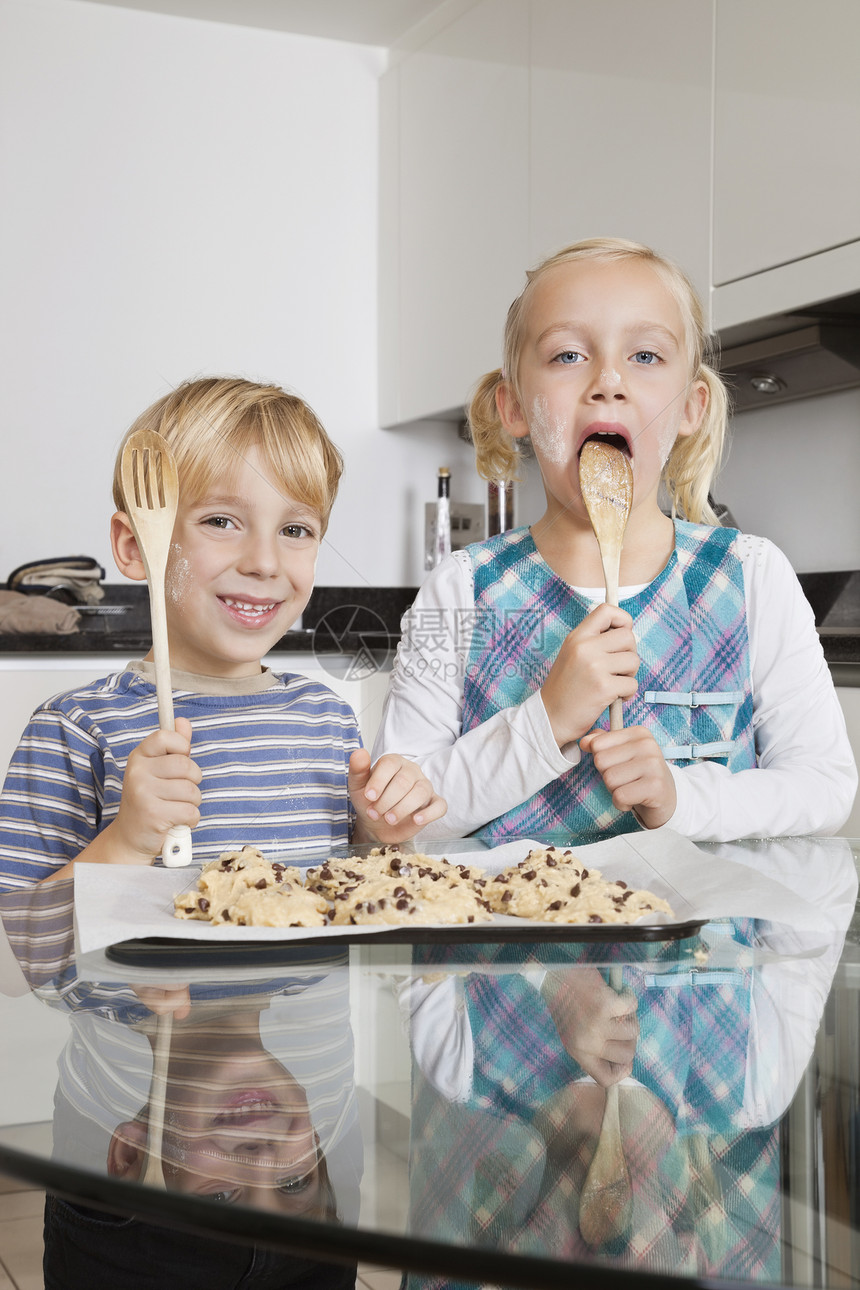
left=120, top=430, right=192, bottom=867
left=578, top=966, right=633, bottom=1247
left=141, top=1013, right=173, bottom=1188
left=578, top=440, right=634, bottom=731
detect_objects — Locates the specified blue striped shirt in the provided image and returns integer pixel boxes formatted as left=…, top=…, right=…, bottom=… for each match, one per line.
left=0, top=668, right=361, bottom=887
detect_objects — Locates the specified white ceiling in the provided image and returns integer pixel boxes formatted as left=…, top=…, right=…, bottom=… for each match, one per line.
left=74, top=0, right=451, bottom=45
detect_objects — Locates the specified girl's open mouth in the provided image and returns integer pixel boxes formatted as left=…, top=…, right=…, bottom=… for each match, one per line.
left=577, top=424, right=632, bottom=458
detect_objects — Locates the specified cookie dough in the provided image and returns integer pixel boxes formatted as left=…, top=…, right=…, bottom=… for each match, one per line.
left=174, top=843, right=672, bottom=929
left=485, top=845, right=673, bottom=924
left=174, top=847, right=304, bottom=925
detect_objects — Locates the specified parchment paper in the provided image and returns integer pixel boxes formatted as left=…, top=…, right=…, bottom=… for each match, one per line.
left=73, top=826, right=854, bottom=956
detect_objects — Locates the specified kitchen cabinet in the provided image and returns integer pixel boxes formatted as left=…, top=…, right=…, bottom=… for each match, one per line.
left=380, top=0, right=530, bottom=426
left=381, top=0, right=860, bottom=414
left=712, top=0, right=860, bottom=330
left=836, top=684, right=860, bottom=838
left=528, top=0, right=712, bottom=302
left=380, top=0, right=713, bottom=425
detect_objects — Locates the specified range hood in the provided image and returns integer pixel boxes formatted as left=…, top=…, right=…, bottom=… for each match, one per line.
left=718, top=321, right=860, bottom=412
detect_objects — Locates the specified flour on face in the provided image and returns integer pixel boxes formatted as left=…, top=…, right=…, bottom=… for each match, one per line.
left=530, top=395, right=569, bottom=467
left=166, top=543, right=192, bottom=605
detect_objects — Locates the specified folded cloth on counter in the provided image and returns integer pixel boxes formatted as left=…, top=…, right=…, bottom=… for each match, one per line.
left=7, top=555, right=105, bottom=604
left=0, top=590, right=80, bottom=635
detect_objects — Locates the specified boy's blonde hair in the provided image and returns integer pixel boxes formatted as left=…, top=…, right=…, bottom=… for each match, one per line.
left=468, top=237, right=729, bottom=526
left=112, top=377, right=343, bottom=535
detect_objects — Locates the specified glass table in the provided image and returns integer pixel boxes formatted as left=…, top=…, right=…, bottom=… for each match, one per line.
left=0, top=836, right=858, bottom=1289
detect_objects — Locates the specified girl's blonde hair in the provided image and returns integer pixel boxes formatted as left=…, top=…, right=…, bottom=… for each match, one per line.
left=112, top=377, right=343, bottom=535
left=467, top=237, right=729, bottom=525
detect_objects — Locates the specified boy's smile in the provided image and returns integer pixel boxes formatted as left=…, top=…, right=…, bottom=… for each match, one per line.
left=158, top=444, right=321, bottom=678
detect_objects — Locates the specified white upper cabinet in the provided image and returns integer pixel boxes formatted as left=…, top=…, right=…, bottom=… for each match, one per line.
left=380, top=0, right=713, bottom=426
left=528, top=0, right=713, bottom=308
left=380, top=0, right=530, bottom=425
left=380, top=0, right=860, bottom=424
left=713, top=0, right=860, bottom=322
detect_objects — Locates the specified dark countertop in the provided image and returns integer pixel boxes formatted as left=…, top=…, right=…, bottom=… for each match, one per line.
left=0, top=586, right=417, bottom=658
left=1, top=581, right=859, bottom=674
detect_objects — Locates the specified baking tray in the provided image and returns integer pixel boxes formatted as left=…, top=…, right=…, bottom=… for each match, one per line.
left=104, top=915, right=709, bottom=966
left=75, top=828, right=843, bottom=972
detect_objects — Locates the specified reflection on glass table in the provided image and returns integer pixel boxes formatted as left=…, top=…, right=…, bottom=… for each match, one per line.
left=0, top=834, right=857, bottom=1289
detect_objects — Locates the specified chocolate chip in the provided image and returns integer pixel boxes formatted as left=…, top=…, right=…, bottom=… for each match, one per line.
left=581, top=868, right=589, bottom=880
left=254, top=879, right=268, bottom=889
left=588, top=914, right=603, bottom=923
left=221, top=909, right=231, bottom=920
left=615, top=880, right=628, bottom=889
left=523, top=870, right=536, bottom=881
left=569, top=883, right=581, bottom=898
left=502, top=890, right=513, bottom=902
left=548, top=900, right=562, bottom=911
left=546, top=856, right=557, bottom=867
left=198, top=898, right=210, bottom=913
left=396, top=898, right=409, bottom=910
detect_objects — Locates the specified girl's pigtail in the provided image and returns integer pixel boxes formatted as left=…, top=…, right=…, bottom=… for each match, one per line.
left=467, top=370, right=522, bottom=483
left=663, top=366, right=729, bottom=525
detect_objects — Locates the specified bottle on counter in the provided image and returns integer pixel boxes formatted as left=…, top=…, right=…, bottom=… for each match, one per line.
left=487, top=479, right=514, bottom=536
left=433, top=467, right=452, bottom=567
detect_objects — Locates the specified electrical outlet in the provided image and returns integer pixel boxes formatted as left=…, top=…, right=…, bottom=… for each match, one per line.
left=424, top=502, right=486, bottom=568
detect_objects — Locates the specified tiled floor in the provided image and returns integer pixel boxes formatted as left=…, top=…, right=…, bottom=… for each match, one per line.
left=0, top=1177, right=44, bottom=1290
left=0, top=1175, right=403, bottom=1290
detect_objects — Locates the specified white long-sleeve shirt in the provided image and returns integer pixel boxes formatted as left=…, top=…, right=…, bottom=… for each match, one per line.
left=373, top=534, right=857, bottom=842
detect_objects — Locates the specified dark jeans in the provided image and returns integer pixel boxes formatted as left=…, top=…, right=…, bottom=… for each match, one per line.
left=43, top=1194, right=357, bottom=1290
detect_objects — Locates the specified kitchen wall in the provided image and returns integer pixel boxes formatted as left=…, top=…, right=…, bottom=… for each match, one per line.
left=715, top=388, right=860, bottom=572
left=0, top=0, right=482, bottom=591
left=3, top=0, right=858, bottom=593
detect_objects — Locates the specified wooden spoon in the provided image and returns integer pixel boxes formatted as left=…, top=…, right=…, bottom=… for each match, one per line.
left=578, top=966, right=633, bottom=1247
left=120, top=429, right=192, bottom=867
left=141, top=1013, right=173, bottom=1188
left=578, top=441, right=634, bottom=730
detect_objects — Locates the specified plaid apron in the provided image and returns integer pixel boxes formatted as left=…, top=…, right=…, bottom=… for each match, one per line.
left=407, top=926, right=780, bottom=1288
left=462, top=522, right=755, bottom=842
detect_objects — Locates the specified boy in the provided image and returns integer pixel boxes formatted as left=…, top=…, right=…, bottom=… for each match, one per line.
left=0, top=377, right=445, bottom=887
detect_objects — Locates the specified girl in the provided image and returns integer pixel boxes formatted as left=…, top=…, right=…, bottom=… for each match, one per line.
left=373, top=238, right=856, bottom=843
